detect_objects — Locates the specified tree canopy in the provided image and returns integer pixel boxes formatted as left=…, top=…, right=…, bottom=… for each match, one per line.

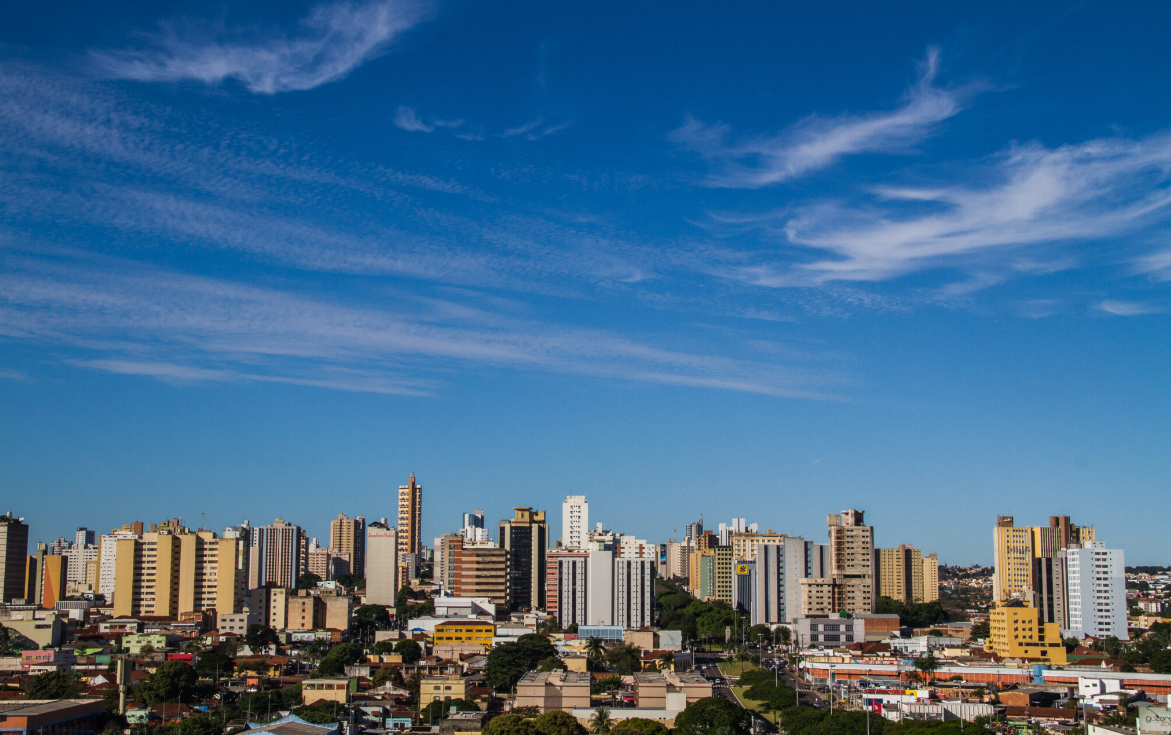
left=353, top=605, right=391, bottom=634
left=609, top=718, right=668, bottom=735
left=194, top=651, right=235, bottom=680
left=421, top=698, right=479, bottom=722
left=533, top=710, right=588, bottom=735
left=297, top=573, right=322, bottom=590
left=874, top=597, right=950, bottom=628
left=245, top=624, right=279, bottom=651
left=316, top=643, right=364, bottom=676
left=484, top=714, right=538, bottom=735
left=395, top=639, right=423, bottom=663
left=27, top=671, right=81, bottom=699
left=672, top=697, right=752, bottom=735
left=138, top=661, right=200, bottom=705
left=484, top=634, right=557, bottom=690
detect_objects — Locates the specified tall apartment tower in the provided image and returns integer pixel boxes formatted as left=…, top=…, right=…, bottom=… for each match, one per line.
left=827, top=509, right=874, bottom=614
left=329, top=513, right=366, bottom=578
left=993, top=514, right=1094, bottom=624
left=749, top=537, right=808, bottom=625
left=452, top=541, right=509, bottom=611
left=112, top=530, right=242, bottom=619
left=75, top=527, right=96, bottom=548
left=255, top=518, right=305, bottom=589
left=461, top=510, right=489, bottom=543
left=366, top=520, right=398, bottom=606
left=875, top=544, right=926, bottom=603
left=398, top=474, right=422, bottom=579
left=922, top=553, right=939, bottom=603
left=97, top=522, right=143, bottom=602
left=0, top=512, right=30, bottom=604
left=561, top=496, right=589, bottom=549
left=1065, top=542, right=1127, bottom=640
left=499, top=507, right=548, bottom=612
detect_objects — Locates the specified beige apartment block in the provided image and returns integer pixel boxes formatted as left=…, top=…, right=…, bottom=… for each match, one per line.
left=515, top=671, right=591, bottom=713
left=112, top=530, right=241, bottom=621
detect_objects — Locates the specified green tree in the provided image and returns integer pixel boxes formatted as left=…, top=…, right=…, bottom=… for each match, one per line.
left=485, top=637, right=553, bottom=691
left=395, top=639, right=423, bottom=664
left=534, top=710, right=588, bottom=735
left=194, top=651, right=235, bottom=681
left=245, top=624, right=278, bottom=651
left=353, top=605, right=391, bottom=635
left=584, top=637, right=606, bottom=663
left=1150, top=650, right=1171, bottom=674
left=589, top=707, right=612, bottom=735
left=297, top=572, right=322, bottom=590
left=484, top=714, right=538, bottom=735
left=605, top=643, right=643, bottom=675
left=673, top=697, right=752, bottom=735
left=969, top=621, right=990, bottom=640
left=421, top=698, right=479, bottom=722
left=609, top=718, right=668, bottom=735
left=26, top=671, right=81, bottom=699
left=537, top=656, right=567, bottom=672
left=371, top=640, right=397, bottom=655
left=591, top=675, right=622, bottom=695
left=913, top=655, right=941, bottom=684
left=317, top=642, right=364, bottom=676
left=138, top=661, right=199, bottom=705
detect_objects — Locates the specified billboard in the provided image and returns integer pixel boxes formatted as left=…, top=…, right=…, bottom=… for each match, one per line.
left=1139, top=707, right=1171, bottom=735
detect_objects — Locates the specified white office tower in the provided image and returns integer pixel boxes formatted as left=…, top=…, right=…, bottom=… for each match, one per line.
left=562, top=496, right=589, bottom=549
left=1065, top=542, right=1128, bottom=640
left=718, top=518, right=758, bottom=546
left=750, top=538, right=808, bottom=625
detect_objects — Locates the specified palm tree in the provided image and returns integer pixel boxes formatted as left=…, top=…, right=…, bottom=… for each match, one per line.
left=658, top=652, right=675, bottom=671
left=913, top=654, right=940, bottom=684
left=590, top=707, right=611, bottom=735
left=585, top=637, right=606, bottom=665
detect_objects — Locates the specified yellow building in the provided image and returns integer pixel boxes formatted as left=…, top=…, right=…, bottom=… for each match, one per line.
left=985, top=601, right=1067, bottom=663
left=922, top=554, right=938, bottom=603
left=714, top=547, right=734, bottom=604
left=731, top=532, right=787, bottom=561
left=112, top=530, right=242, bottom=620
left=875, top=545, right=938, bottom=603
left=419, top=674, right=469, bottom=709
left=433, top=619, right=494, bottom=645
left=994, top=515, right=1094, bottom=601
left=303, top=679, right=351, bottom=705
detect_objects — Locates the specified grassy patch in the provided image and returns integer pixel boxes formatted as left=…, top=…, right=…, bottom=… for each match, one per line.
left=718, top=660, right=759, bottom=677
left=731, top=686, right=780, bottom=725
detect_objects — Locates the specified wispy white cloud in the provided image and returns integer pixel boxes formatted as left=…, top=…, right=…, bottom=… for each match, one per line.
left=0, top=251, right=840, bottom=398
left=702, top=131, right=1171, bottom=287
left=393, top=105, right=433, bottom=132
left=671, top=48, right=976, bottom=187
left=1135, top=248, right=1171, bottom=282
left=502, top=119, right=544, bottom=138
left=1098, top=299, right=1164, bottom=316
left=0, top=368, right=31, bottom=382
left=90, top=0, right=432, bottom=94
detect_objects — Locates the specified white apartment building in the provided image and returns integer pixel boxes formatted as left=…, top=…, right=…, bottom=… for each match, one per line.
left=562, top=496, right=589, bottom=549
left=366, top=521, right=398, bottom=606
left=1065, top=542, right=1128, bottom=640
left=97, top=530, right=139, bottom=598
left=556, top=548, right=655, bottom=629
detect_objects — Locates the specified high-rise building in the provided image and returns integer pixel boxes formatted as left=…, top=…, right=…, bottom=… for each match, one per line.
left=452, top=542, right=509, bottom=610
left=875, top=545, right=927, bottom=603
left=39, top=554, right=67, bottom=609
left=329, top=514, right=366, bottom=579
left=111, top=530, right=243, bottom=619
left=1065, top=542, right=1127, bottom=640
left=561, top=496, right=589, bottom=549
left=922, top=553, right=939, bottom=603
left=499, top=507, right=548, bottom=612
left=826, top=509, right=874, bottom=614
left=717, top=518, right=758, bottom=547
left=254, top=519, right=305, bottom=589
left=0, top=512, right=29, bottom=604
left=75, top=528, right=96, bottom=548
left=222, top=522, right=253, bottom=603
left=48, top=537, right=72, bottom=556
left=64, top=544, right=99, bottom=584
left=747, top=537, right=809, bottom=624
left=685, top=520, right=703, bottom=542
left=993, top=515, right=1094, bottom=604
left=366, top=520, right=398, bottom=606
left=398, top=474, right=422, bottom=570
left=556, top=548, right=654, bottom=629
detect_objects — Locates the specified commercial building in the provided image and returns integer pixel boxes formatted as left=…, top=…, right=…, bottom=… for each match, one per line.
left=746, top=537, right=810, bottom=624
left=985, top=600, right=1067, bottom=663
left=562, top=496, right=589, bottom=549
left=434, top=533, right=463, bottom=592
left=398, top=474, right=423, bottom=587
left=499, top=507, right=548, bottom=612
left=731, top=531, right=787, bottom=562
left=112, top=530, right=243, bottom=620
left=515, top=671, right=592, bottom=713
left=254, top=519, right=306, bottom=589
left=433, top=619, right=495, bottom=646
left=366, top=521, right=398, bottom=606
left=1065, top=542, right=1127, bottom=640
left=307, top=548, right=350, bottom=581
left=287, top=592, right=327, bottom=631
left=329, top=514, right=366, bottom=578
left=797, top=612, right=867, bottom=648
left=0, top=699, right=106, bottom=735
left=1, top=512, right=30, bottom=604
left=420, top=674, right=470, bottom=708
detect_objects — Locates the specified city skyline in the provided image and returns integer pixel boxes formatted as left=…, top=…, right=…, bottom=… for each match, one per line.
left=2, top=1, right=1170, bottom=567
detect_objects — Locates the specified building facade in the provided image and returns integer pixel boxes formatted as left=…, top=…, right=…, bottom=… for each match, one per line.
left=112, top=530, right=242, bottom=620
left=397, top=474, right=422, bottom=584
left=254, top=519, right=305, bottom=589
left=1065, top=542, right=1127, bottom=640
left=366, top=521, right=398, bottom=606
left=451, top=542, right=509, bottom=610
left=562, top=495, right=589, bottom=549
left=499, top=507, right=548, bottom=612
left=0, top=512, right=29, bottom=604
left=329, top=513, right=366, bottom=579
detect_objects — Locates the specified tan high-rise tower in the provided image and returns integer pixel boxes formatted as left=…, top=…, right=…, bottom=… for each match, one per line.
left=993, top=515, right=1093, bottom=626
left=398, top=474, right=422, bottom=587
left=329, top=514, right=366, bottom=578
left=827, top=509, right=874, bottom=614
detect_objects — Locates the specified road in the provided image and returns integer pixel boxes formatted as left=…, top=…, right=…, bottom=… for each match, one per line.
left=699, top=658, right=829, bottom=713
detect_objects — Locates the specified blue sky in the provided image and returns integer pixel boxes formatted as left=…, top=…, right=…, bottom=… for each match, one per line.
left=1, top=1, right=1169, bottom=565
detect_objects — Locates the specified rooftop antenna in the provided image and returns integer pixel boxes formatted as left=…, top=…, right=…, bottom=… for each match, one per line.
left=201, top=511, right=206, bottom=530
